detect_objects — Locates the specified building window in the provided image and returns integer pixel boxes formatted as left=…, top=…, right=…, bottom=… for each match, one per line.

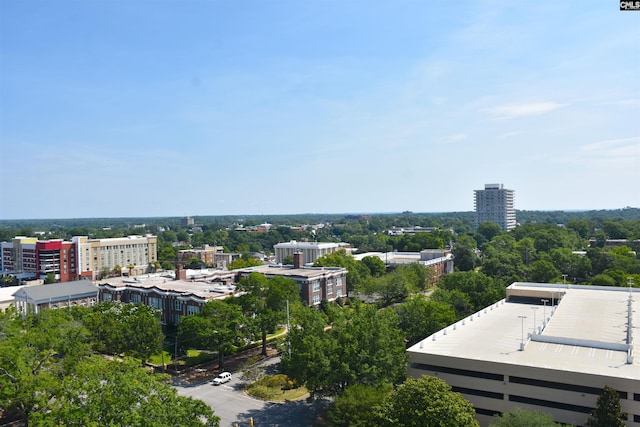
left=175, top=300, right=182, bottom=311
left=313, top=294, right=321, bottom=304
left=337, top=277, right=343, bottom=287
left=337, top=288, right=343, bottom=297
left=327, top=283, right=333, bottom=295
left=312, top=281, right=320, bottom=292
left=102, top=293, right=112, bottom=302
left=148, top=297, right=162, bottom=310
left=186, top=305, right=200, bottom=315
left=131, top=294, right=141, bottom=304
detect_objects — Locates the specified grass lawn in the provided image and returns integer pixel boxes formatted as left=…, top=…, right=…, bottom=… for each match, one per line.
left=148, top=327, right=287, bottom=368
left=246, top=374, right=309, bottom=402
left=148, top=350, right=172, bottom=366
left=147, top=349, right=215, bottom=367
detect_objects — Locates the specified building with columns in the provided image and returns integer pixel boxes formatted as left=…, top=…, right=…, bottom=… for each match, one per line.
left=273, top=240, right=349, bottom=265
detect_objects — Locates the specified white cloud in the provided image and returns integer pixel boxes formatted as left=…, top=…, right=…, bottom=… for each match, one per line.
left=592, top=98, right=640, bottom=107
left=436, top=133, right=467, bottom=144
left=482, top=102, right=568, bottom=120
left=580, top=136, right=640, bottom=156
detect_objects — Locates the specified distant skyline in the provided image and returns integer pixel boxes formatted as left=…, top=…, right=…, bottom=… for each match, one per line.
left=1, top=1, right=638, bottom=220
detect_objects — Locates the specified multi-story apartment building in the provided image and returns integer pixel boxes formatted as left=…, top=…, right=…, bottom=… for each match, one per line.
left=274, top=241, right=348, bottom=265
left=0, top=235, right=158, bottom=282
left=1, top=237, right=37, bottom=279
left=74, top=235, right=157, bottom=280
left=1, top=237, right=76, bottom=281
left=36, top=239, right=77, bottom=282
left=474, top=183, right=516, bottom=231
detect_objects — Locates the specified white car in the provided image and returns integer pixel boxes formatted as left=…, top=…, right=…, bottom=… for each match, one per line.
left=212, top=372, right=232, bottom=385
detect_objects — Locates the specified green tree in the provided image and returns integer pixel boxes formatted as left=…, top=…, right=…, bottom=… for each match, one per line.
left=282, top=254, right=294, bottom=265
left=43, top=273, right=57, bottom=284
left=433, top=271, right=503, bottom=318
left=315, top=249, right=370, bottom=295
left=481, top=235, right=527, bottom=285
left=235, top=273, right=299, bottom=356
left=529, top=259, right=561, bottom=283
left=375, top=375, right=479, bottom=427
left=397, top=263, right=432, bottom=292
left=38, top=356, right=219, bottom=427
left=361, top=255, right=386, bottom=277
left=590, top=273, right=616, bottom=287
left=0, top=307, right=208, bottom=426
left=82, top=302, right=164, bottom=361
left=177, top=300, right=244, bottom=370
left=476, top=222, right=503, bottom=243
left=585, top=386, right=626, bottom=427
left=0, top=308, right=92, bottom=422
left=1, top=275, right=17, bottom=286
left=113, top=264, right=122, bottom=276
left=395, top=296, right=456, bottom=346
left=185, top=257, right=206, bottom=269
left=227, top=256, right=264, bottom=270
left=490, top=407, right=560, bottom=426
left=377, top=271, right=411, bottom=305
left=283, top=303, right=406, bottom=397
left=326, top=384, right=392, bottom=427
left=452, top=235, right=479, bottom=272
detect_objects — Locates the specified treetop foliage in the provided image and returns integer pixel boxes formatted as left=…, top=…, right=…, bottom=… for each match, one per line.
left=0, top=304, right=217, bottom=426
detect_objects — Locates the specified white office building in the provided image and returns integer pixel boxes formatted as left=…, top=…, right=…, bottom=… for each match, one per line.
left=474, top=183, right=516, bottom=231
left=273, top=241, right=347, bottom=265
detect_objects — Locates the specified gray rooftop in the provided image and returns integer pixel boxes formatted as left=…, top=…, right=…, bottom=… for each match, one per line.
left=408, top=283, right=640, bottom=381
left=13, top=280, right=98, bottom=303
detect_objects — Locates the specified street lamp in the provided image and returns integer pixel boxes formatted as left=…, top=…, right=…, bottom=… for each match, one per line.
left=531, top=307, right=539, bottom=335
left=562, top=274, right=568, bottom=286
left=518, top=315, right=527, bottom=351
left=541, top=299, right=549, bottom=326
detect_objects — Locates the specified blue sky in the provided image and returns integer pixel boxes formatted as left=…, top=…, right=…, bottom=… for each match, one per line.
left=1, top=1, right=638, bottom=219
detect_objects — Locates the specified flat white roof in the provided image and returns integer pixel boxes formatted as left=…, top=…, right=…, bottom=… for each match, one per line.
left=274, top=241, right=341, bottom=249
left=408, top=283, right=640, bottom=381
left=0, top=285, right=24, bottom=303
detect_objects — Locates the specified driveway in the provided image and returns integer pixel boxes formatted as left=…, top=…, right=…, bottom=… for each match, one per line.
left=174, top=357, right=328, bottom=427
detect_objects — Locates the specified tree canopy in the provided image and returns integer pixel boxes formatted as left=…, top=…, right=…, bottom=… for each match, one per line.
left=282, top=302, right=406, bottom=397
left=177, top=299, right=244, bottom=370
left=375, top=375, right=479, bottom=427
left=490, top=407, right=561, bottom=426
left=0, top=306, right=217, bottom=426
left=585, top=386, right=626, bottom=427
left=234, top=273, right=300, bottom=355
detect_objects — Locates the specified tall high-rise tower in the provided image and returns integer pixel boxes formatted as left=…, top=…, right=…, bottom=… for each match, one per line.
left=474, top=183, right=516, bottom=231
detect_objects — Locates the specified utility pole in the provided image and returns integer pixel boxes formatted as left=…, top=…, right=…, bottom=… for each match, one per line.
left=286, top=300, right=291, bottom=358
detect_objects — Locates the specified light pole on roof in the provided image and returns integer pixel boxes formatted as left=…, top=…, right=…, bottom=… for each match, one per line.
left=518, top=315, right=527, bottom=351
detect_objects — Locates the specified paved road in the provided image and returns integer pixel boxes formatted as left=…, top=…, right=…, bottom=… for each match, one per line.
left=174, top=358, right=327, bottom=427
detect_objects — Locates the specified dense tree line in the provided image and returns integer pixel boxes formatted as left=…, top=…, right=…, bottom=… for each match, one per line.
left=0, top=303, right=218, bottom=426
